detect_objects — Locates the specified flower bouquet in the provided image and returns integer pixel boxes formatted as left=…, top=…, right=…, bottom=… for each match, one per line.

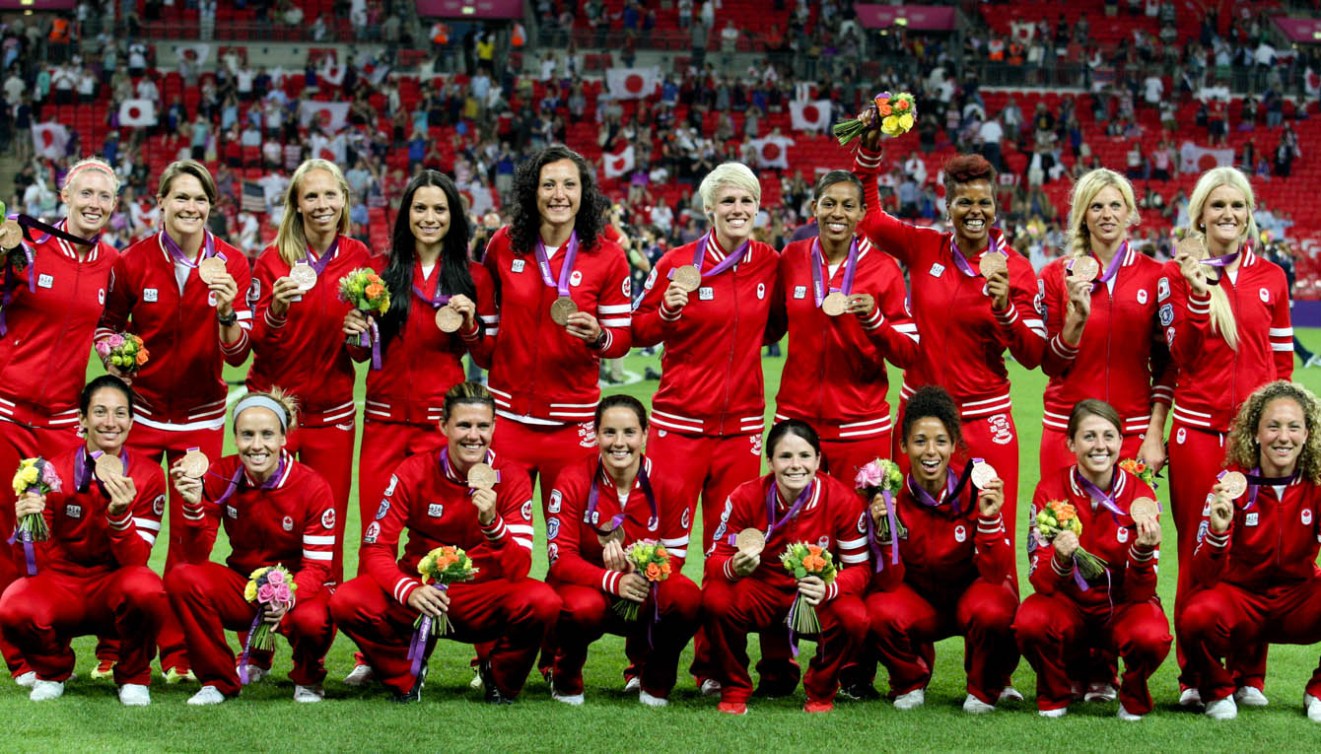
left=11, top=457, right=60, bottom=542
left=780, top=542, right=837, bottom=636
left=613, top=540, right=672, bottom=621
left=834, top=91, right=917, bottom=146
left=1035, top=500, right=1106, bottom=580
left=855, top=458, right=907, bottom=544
left=415, top=545, right=479, bottom=636
left=243, top=565, right=297, bottom=650
left=339, top=267, right=390, bottom=369
left=95, top=333, right=149, bottom=375
left=1118, top=458, right=1157, bottom=488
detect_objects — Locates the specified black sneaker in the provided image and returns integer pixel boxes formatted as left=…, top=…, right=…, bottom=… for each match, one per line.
left=643, top=367, right=662, bottom=381
left=392, top=662, right=426, bottom=703
left=480, top=662, right=514, bottom=705
left=838, top=683, right=882, bottom=701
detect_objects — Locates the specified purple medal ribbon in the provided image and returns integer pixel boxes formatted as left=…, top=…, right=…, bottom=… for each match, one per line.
left=412, top=268, right=451, bottom=309
left=74, top=447, right=127, bottom=495
left=809, top=237, right=859, bottom=308
left=213, top=453, right=288, bottom=508
left=438, top=447, right=501, bottom=492
left=948, top=228, right=1008, bottom=278
left=303, top=236, right=339, bottom=277
left=1199, top=248, right=1240, bottom=287
left=534, top=231, right=580, bottom=298
left=695, top=232, right=750, bottom=279
left=161, top=228, right=221, bottom=270
left=1090, top=241, right=1127, bottom=290
left=1242, top=466, right=1300, bottom=510
left=763, top=478, right=815, bottom=543
left=1073, top=468, right=1127, bottom=521
left=587, top=461, right=658, bottom=537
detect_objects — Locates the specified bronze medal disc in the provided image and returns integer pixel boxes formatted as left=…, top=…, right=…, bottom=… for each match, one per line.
left=179, top=450, right=209, bottom=479
left=970, top=462, right=999, bottom=489
left=0, top=218, right=21, bottom=249
left=1219, top=470, right=1248, bottom=500
left=671, top=265, right=702, bottom=293
left=435, top=306, right=464, bottom=333
left=597, top=526, right=626, bottom=548
left=94, top=454, right=124, bottom=481
left=549, top=296, right=578, bottom=326
left=978, top=253, right=1007, bottom=278
left=735, top=527, right=766, bottom=556
left=1069, top=256, right=1100, bottom=282
left=198, top=257, right=228, bottom=285
left=467, top=462, right=498, bottom=490
left=1129, top=497, right=1160, bottom=523
left=289, top=263, right=318, bottom=292
left=822, top=292, right=849, bottom=317
left=1176, top=235, right=1205, bottom=260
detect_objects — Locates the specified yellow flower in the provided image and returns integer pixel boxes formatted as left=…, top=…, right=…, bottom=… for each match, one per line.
left=897, top=113, right=914, bottom=131
left=881, top=115, right=901, bottom=136
left=244, top=582, right=257, bottom=602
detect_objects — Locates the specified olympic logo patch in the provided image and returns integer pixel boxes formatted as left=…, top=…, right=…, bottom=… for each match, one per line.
left=548, top=490, right=563, bottom=514
left=364, top=522, right=380, bottom=544
left=152, top=495, right=166, bottom=516
left=570, top=270, right=583, bottom=287
left=282, top=515, right=294, bottom=531
left=321, top=508, right=336, bottom=530
left=954, top=524, right=966, bottom=543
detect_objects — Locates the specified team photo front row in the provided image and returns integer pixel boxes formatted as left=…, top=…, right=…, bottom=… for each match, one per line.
left=3, top=376, right=1320, bottom=722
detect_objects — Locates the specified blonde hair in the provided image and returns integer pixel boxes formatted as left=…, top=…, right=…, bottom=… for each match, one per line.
left=1226, top=381, right=1321, bottom=484
left=1067, top=168, right=1137, bottom=258
left=699, top=162, right=762, bottom=212
left=1184, top=167, right=1258, bottom=351
left=275, top=159, right=353, bottom=266
left=232, top=387, right=299, bottom=434
left=63, top=157, right=121, bottom=195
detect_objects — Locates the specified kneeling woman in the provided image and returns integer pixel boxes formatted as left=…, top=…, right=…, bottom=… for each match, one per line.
left=0, top=376, right=170, bottom=705
left=1179, top=381, right=1321, bottom=722
left=861, top=385, right=1019, bottom=713
left=169, top=391, right=338, bottom=705
left=545, top=395, right=701, bottom=707
left=330, top=382, right=560, bottom=704
left=702, top=419, right=871, bottom=715
left=1015, top=399, right=1171, bottom=720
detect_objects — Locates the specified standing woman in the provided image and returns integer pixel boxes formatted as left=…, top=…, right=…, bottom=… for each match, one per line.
left=1015, top=400, right=1171, bottom=720
left=1039, top=168, right=1174, bottom=474
left=852, top=134, right=1046, bottom=557
left=247, top=158, right=372, bottom=584
left=1178, top=381, right=1321, bottom=721
left=482, top=145, right=633, bottom=513
left=770, top=169, right=919, bottom=480
left=167, top=391, right=338, bottom=705
left=1163, top=166, right=1292, bottom=703
left=96, top=159, right=252, bottom=679
left=343, top=170, right=496, bottom=537
left=0, top=157, right=121, bottom=682
left=0, top=376, right=170, bottom=705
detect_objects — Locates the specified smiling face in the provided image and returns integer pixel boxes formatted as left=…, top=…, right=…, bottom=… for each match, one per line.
left=948, top=179, right=996, bottom=251
left=442, top=402, right=495, bottom=470
left=1256, top=397, right=1307, bottom=477
left=707, top=184, right=758, bottom=248
left=62, top=169, right=117, bottom=239
left=80, top=387, right=132, bottom=456
left=295, top=168, right=345, bottom=242
left=234, top=408, right=286, bottom=480
left=770, top=432, right=820, bottom=499
left=813, top=181, right=864, bottom=250
left=409, top=185, right=451, bottom=256
left=1084, top=184, right=1132, bottom=252
left=596, top=406, right=645, bottom=478
left=160, top=173, right=211, bottom=242
left=1200, top=184, right=1250, bottom=251
left=901, top=416, right=953, bottom=490
left=1067, top=414, right=1122, bottom=482
left=536, top=158, right=582, bottom=230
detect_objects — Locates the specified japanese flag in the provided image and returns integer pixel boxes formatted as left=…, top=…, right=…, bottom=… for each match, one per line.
left=119, top=99, right=158, bottom=128
left=789, top=100, right=832, bottom=133
left=606, top=67, right=659, bottom=100
left=32, top=123, right=69, bottom=160
left=603, top=145, right=635, bottom=179
left=751, top=136, right=793, bottom=170
left=319, top=56, right=346, bottom=87
left=175, top=43, right=211, bottom=68
left=298, top=101, right=350, bottom=133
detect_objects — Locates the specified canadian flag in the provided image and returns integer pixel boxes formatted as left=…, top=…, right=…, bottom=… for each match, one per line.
left=751, top=135, right=794, bottom=170
left=789, top=100, right=832, bottom=133
left=119, top=99, right=158, bottom=128
left=298, top=101, right=350, bottom=133
left=603, top=145, right=635, bottom=179
left=32, top=122, right=69, bottom=160
left=606, top=67, right=660, bottom=100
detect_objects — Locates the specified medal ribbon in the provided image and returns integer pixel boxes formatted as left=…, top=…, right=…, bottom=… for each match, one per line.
left=1242, top=466, right=1300, bottom=509
left=412, top=263, right=450, bottom=308
left=303, top=236, right=339, bottom=276
left=587, top=461, right=657, bottom=537
left=763, top=478, right=815, bottom=542
left=213, top=452, right=288, bottom=507
left=1074, top=467, right=1126, bottom=520
left=1198, top=243, right=1245, bottom=287
left=1092, top=241, right=1127, bottom=289
left=438, top=447, right=501, bottom=494
left=534, top=231, right=580, bottom=297
left=693, top=232, right=750, bottom=279
left=161, top=228, right=221, bottom=270
left=809, top=236, right=859, bottom=307
left=948, top=228, right=1008, bottom=278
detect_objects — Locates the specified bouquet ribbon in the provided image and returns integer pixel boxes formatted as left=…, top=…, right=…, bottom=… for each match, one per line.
left=1242, top=466, right=1301, bottom=509
left=948, top=229, right=1009, bottom=278
left=764, top=479, right=814, bottom=542
left=865, top=488, right=900, bottom=572
left=408, top=584, right=446, bottom=678
left=586, top=461, right=657, bottom=535
left=5, top=524, right=36, bottom=576
left=534, top=230, right=580, bottom=297
left=238, top=610, right=263, bottom=684
left=357, top=317, right=382, bottom=370
left=809, top=237, right=859, bottom=307
left=0, top=217, right=99, bottom=335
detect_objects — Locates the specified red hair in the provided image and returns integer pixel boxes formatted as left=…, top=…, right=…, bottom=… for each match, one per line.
left=943, top=153, right=996, bottom=196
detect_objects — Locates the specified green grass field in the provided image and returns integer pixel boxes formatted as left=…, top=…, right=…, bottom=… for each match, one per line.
left=8, top=333, right=1321, bottom=752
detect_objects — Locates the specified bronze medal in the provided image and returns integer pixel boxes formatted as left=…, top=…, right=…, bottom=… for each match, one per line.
left=978, top=253, right=1007, bottom=278
left=0, top=218, right=22, bottom=250
left=970, top=462, right=998, bottom=489
left=549, top=296, right=578, bottom=326
left=821, top=292, right=849, bottom=317
left=94, top=454, right=124, bottom=482
left=1219, top=470, right=1248, bottom=500
left=1129, top=497, right=1160, bottom=524
left=597, top=525, right=626, bottom=548
left=435, top=306, right=464, bottom=333
left=671, top=264, right=702, bottom=293
left=198, top=257, right=227, bottom=285
left=1176, top=235, right=1204, bottom=260
left=179, top=450, right=209, bottom=479
left=289, top=263, right=318, bottom=292
left=735, top=528, right=766, bottom=556
left=1069, top=256, right=1100, bottom=282
left=467, top=462, right=498, bottom=490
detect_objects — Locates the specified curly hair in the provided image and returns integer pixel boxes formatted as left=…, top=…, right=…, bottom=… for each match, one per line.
left=507, top=145, right=608, bottom=254
left=901, top=385, right=962, bottom=449
left=1226, top=381, right=1321, bottom=484
left=941, top=153, right=996, bottom=197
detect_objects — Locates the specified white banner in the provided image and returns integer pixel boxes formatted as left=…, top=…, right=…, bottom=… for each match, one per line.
left=751, top=135, right=793, bottom=170
left=175, top=43, right=211, bottom=68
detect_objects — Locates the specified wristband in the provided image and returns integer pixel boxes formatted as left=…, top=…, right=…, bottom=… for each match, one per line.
left=217, top=311, right=238, bottom=327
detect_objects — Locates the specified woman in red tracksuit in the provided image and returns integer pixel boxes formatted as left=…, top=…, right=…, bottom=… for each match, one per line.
left=96, top=159, right=252, bottom=680
left=0, top=376, right=169, bottom=705
left=852, top=139, right=1045, bottom=562
left=1163, top=167, right=1292, bottom=705
left=0, top=158, right=121, bottom=682
left=1039, top=168, right=1174, bottom=475
left=769, top=169, right=919, bottom=481
left=851, top=385, right=1019, bottom=713
left=1015, top=400, right=1171, bottom=720
left=1178, top=381, right=1321, bottom=722
left=483, top=145, right=633, bottom=514
left=329, top=382, right=560, bottom=704
left=167, top=391, right=337, bottom=705
left=344, top=170, right=496, bottom=541
left=702, top=420, right=871, bottom=715
left=545, top=395, right=701, bottom=707
left=247, top=158, right=372, bottom=584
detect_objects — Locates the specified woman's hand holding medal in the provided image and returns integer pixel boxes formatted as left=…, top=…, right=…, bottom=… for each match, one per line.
left=976, top=476, right=1005, bottom=518
left=102, top=472, right=137, bottom=518
left=446, top=293, right=478, bottom=332
left=731, top=547, right=760, bottom=577
left=470, top=487, right=497, bottom=526
left=203, top=264, right=239, bottom=321
left=269, top=274, right=306, bottom=317
left=564, top=309, right=604, bottom=346
left=1175, top=237, right=1211, bottom=296
left=662, top=280, right=691, bottom=316
left=1208, top=480, right=1236, bottom=534
left=982, top=257, right=1011, bottom=312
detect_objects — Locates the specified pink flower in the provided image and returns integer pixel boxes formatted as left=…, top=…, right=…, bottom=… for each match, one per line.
left=257, top=583, right=276, bottom=603
left=107, top=334, right=125, bottom=349
left=265, top=569, right=285, bottom=586
left=854, top=460, right=884, bottom=490
left=41, top=463, right=62, bottom=492
left=95, top=342, right=111, bottom=357
left=273, top=585, right=293, bottom=603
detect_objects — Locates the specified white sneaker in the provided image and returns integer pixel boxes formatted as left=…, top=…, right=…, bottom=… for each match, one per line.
left=999, top=686, right=1024, bottom=703
left=238, top=664, right=267, bottom=684
left=118, top=684, right=151, bottom=707
left=551, top=689, right=584, bottom=706
left=893, top=688, right=925, bottom=710
left=1118, top=704, right=1144, bottom=721
left=14, top=671, right=36, bottom=688
left=1038, top=706, right=1068, bottom=718
left=639, top=689, right=668, bottom=707
left=1205, top=695, right=1238, bottom=720
left=623, top=676, right=641, bottom=694
left=1235, top=686, right=1269, bottom=707
left=1306, top=354, right=1321, bottom=368
left=1084, top=682, right=1118, bottom=703
left=293, top=684, right=324, bottom=703
left=343, top=664, right=374, bottom=687
left=1305, top=693, right=1321, bottom=723
left=963, top=694, right=995, bottom=714
left=469, top=667, right=484, bottom=690
left=699, top=678, right=722, bottom=697
left=1179, top=687, right=1204, bottom=708
left=29, top=679, right=64, bottom=702
left=187, top=685, right=227, bottom=706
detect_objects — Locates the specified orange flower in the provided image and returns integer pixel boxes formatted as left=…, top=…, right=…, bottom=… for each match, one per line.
left=365, top=283, right=385, bottom=299
left=895, top=99, right=910, bottom=111
left=877, top=102, right=893, bottom=117
left=656, top=546, right=668, bottom=558
left=645, top=563, right=662, bottom=580
left=807, top=545, right=823, bottom=557
left=802, top=554, right=826, bottom=572
left=660, top=561, right=672, bottom=576
left=135, top=348, right=149, bottom=365
left=1054, top=503, right=1078, bottom=522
